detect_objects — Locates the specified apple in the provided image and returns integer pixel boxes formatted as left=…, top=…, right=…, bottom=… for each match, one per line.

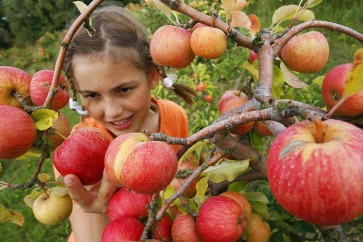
left=150, top=25, right=195, bottom=69
left=32, top=187, right=73, bottom=225
left=253, top=121, right=273, bottom=136
left=245, top=213, right=271, bottom=242
left=0, top=105, right=37, bottom=159
left=195, top=82, right=206, bottom=92
left=107, top=187, right=151, bottom=222
left=280, top=31, right=329, bottom=73
left=322, top=63, right=363, bottom=117
left=249, top=50, right=258, bottom=64
left=152, top=214, right=173, bottom=242
left=171, top=213, right=201, bottom=242
left=204, top=94, right=213, bottom=102
left=0, top=66, right=32, bottom=107
left=101, top=216, right=144, bottom=242
left=218, top=90, right=255, bottom=135
left=169, top=161, right=198, bottom=198
left=47, top=112, right=71, bottom=151
left=30, top=69, right=69, bottom=110
left=267, top=119, right=363, bottom=225
left=53, top=127, right=111, bottom=185
left=196, top=195, right=245, bottom=242
left=190, top=26, right=228, bottom=59
left=104, top=132, right=178, bottom=194
left=190, top=23, right=208, bottom=32
left=220, top=191, right=252, bottom=222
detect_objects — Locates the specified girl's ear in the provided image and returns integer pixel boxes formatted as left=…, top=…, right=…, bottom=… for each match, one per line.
left=148, top=67, right=160, bottom=89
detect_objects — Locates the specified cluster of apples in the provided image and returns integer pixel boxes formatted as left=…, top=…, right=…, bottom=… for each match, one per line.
left=150, top=23, right=227, bottom=69
left=0, top=66, right=71, bottom=159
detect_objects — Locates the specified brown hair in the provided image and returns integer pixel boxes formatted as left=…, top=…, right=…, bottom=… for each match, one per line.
left=64, top=4, right=196, bottom=104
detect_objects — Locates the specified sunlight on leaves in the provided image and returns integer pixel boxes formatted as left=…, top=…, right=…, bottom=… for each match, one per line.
left=0, top=203, right=24, bottom=226
left=38, top=173, right=51, bottom=183
left=305, top=0, right=323, bottom=8
left=272, top=5, right=315, bottom=26
left=201, top=159, right=249, bottom=183
left=145, top=0, right=172, bottom=23
left=73, top=1, right=88, bottom=13
left=221, top=0, right=250, bottom=24
left=241, top=61, right=259, bottom=80
left=230, top=11, right=251, bottom=29
left=272, top=65, right=285, bottom=99
left=31, top=109, right=58, bottom=131
left=51, top=186, right=70, bottom=197
left=280, top=62, right=308, bottom=88
left=343, top=48, right=363, bottom=98
left=248, top=14, right=260, bottom=33
left=196, top=175, right=209, bottom=204
left=23, top=189, right=42, bottom=208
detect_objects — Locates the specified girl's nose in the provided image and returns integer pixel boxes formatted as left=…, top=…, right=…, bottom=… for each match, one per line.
left=104, top=98, right=123, bottom=118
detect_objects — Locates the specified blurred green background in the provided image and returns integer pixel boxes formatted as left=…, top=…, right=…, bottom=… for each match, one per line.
left=0, top=0, right=362, bottom=241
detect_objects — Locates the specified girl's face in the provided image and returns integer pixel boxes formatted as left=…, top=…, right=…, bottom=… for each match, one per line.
left=72, top=57, right=159, bottom=137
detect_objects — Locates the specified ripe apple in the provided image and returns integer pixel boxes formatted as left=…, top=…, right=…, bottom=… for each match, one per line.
left=30, top=69, right=69, bottom=110
left=107, top=187, right=151, bottom=221
left=196, top=196, right=245, bottom=242
left=150, top=25, right=195, bottom=69
left=190, top=23, right=208, bottom=32
left=245, top=213, right=271, bottom=242
left=53, top=127, right=111, bottom=185
left=0, top=105, right=37, bottom=159
left=204, top=95, right=213, bottom=102
left=280, top=31, right=329, bottom=73
left=104, top=132, right=178, bottom=194
left=172, top=213, right=201, bottom=242
left=47, top=113, right=71, bottom=151
left=220, top=191, right=252, bottom=222
left=152, top=214, right=173, bottom=242
left=0, top=66, right=32, bottom=107
left=169, top=161, right=198, bottom=198
left=267, top=119, right=363, bottom=225
left=249, top=50, right=258, bottom=64
left=190, top=26, right=227, bottom=59
left=101, top=216, right=144, bottom=242
left=32, top=187, right=73, bottom=225
left=253, top=121, right=273, bottom=136
left=218, top=90, right=255, bottom=135
left=322, top=63, right=363, bottom=117
left=195, top=82, right=206, bottom=92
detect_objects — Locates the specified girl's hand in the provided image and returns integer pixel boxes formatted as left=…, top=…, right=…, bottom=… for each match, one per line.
left=63, top=171, right=117, bottom=213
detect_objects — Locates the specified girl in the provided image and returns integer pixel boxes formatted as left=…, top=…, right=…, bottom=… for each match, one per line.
left=55, top=3, right=194, bottom=242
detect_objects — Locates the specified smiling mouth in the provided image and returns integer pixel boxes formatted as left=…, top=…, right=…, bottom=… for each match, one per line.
left=111, top=115, right=133, bottom=126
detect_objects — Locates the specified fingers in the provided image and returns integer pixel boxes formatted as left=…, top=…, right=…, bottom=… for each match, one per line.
left=64, top=174, right=94, bottom=209
left=97, top=171, right=118, bottom=213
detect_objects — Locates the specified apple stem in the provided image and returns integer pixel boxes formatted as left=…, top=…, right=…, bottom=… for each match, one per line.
left=314, top=118, right=324, bottom=143
left=54, top=130, right=67, bottom=140
left=326, top=96, right=348, bottom=118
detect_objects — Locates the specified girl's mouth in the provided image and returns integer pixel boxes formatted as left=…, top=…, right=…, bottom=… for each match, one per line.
left=109, top=115, right=134, bottom=131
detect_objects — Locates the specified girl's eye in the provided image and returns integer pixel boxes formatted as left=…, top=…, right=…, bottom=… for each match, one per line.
left=84, top=93, right=98, bottom=99
left=118, top=88, right=130, bottom=93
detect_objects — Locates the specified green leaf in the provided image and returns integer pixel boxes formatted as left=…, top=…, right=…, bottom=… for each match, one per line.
left=0, top=203, right=24, bottom=226
left=38, top=173, right=51, bottom=183
left=31, top=109, right=58, bottom=131
left=227, top=181, right=248, bottom=192
left=312, top=75, right=325, bottom=87
left=306, top=0, right=323, bottom=8
left=145, top=0, right=172, bottom=22
left=249, top=129, right=265, bottom=151
left=23, top=188, right=42, bottom=208
left=241, top=61, right=259, bottom=80
left=272, top=5, right=315, bottom=25
left=51, top=186, right=70, bottom=198
left=195, top=175, right=209, bottom=204
left=73, top=1, right=88, bottom=13
left=250, top=201, right=270, bottom=219
left=201, top=159, right=249, bottom=183
left=272, top=64, right=285, bottom=98
left=242, top=191, right=269, bottom=204
left=343, top=48, right=363, bottom=98
left=280, top=62, right=308, bottom=88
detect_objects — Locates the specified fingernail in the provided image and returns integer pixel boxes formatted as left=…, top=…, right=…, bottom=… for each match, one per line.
left=64, top=176, right=73, bottom=186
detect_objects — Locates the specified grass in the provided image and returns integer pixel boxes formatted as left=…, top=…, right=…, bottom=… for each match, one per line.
left=0, top=0, right=362, bottom=241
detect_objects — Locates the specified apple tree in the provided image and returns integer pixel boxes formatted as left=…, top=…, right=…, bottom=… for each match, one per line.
left=0, top=0, right=362, bottom=241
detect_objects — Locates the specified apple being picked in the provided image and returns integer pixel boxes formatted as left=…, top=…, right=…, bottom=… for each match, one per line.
left=196, top=196, right=245, bottom=242
left=150, top=25, right=195, bottom=69
left=172, top=213, right=201, bottom=242
left=322, top=63, right=363, bottom=117
left=102, top=216, right=144, bottom=242
left=280, top=31, right=329, bottom=73
left=218, top=90, right=255, bottom=135
left=104, top=132, right=178, bottom=194
left=190, top=26, right=227, bottom=59
left=30, top=70, right=69, bottom=110
left=32, top=186, right=73, bottom=225
left=107, top=187, right=151, bottom=221
left=0, top=66, right=32, bottom=107
left=0, top=105, right=37, bottom=159
left=267, top=119, right=363, bottom=225
left=53, top=127, right=111, bottom=185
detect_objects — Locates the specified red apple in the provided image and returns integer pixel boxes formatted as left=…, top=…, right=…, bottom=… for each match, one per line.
left=107, top=187, right=151, bottom=222
left=30, top=70, right=69, bottom=110
left=169, top=161, right=198, bottom=198
left=171, top=213, right=201, bottom=242
left=253, top=121, right=273, bottom=136
left=152, top=214, right=173, bottom=242
left=104, top=132, right=178, bottom=194
left=322, top=63, right=363, bottom=117
left=190, top=23, right=208, bottom=32
left=32, top=186, right=73, bottom=225
left=249, top=50, right=258, bottom=64
left=47, top=113, right=72, bottom=151
left=150, top=25, right=195, bottom=69
left=204, top=95, right=213, bottom=102
left=245, top=213, right=271, bottom=242
left=280, top=31, right=329, bottom=73
left=53, top=127, right=111, bottom=185
left=0, top=105, right=37, bottom=159
left=218, top=90, right=255, bottom=135
left=190, top=26, right=227, bottom=59
left=220, top=191, right=252, bottom=222
left=196, top=196, right=245, bottom=242
left=267, top=119, right=363, bottom=225
left=101, top=216, right=144, bottom=242
left=195, top=82, right=206, bottom=92
left=0, top=66, right=32, bottom=107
